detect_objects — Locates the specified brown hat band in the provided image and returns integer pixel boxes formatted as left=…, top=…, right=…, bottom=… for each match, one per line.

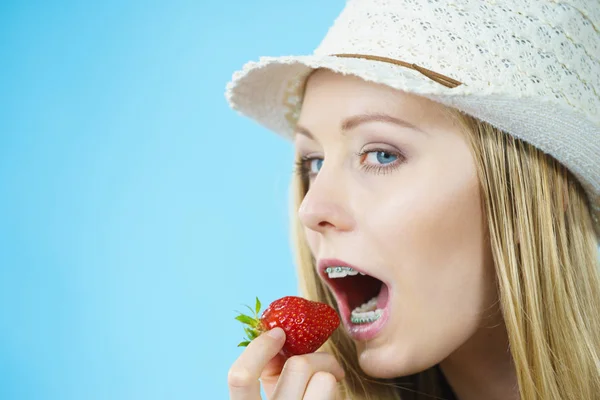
left=331, top=53, right=463, bottom=88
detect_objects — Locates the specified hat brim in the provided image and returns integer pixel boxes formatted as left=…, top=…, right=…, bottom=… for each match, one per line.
left=225, top=54, right=600, bottom=238
left=226, top=54, right=475, bottom=137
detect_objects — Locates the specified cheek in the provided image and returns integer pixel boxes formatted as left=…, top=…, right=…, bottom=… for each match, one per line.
left=369, top=159, right=487, bottom=291
left=364, top=163, right=495, bottom=358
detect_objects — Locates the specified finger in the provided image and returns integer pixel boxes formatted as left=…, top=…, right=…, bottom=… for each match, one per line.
left=228, top=328, right=286, bottom=400
left=258, top=353, right=287, bottom=399
left=303, top=372, right=338, bottom=400
left=271, top=352, right=345, bottom=400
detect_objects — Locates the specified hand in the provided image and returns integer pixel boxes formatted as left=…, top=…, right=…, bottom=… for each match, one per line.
left=228, top=327, right=346, bottom=399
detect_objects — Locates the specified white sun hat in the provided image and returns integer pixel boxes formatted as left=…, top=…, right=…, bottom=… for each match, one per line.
left=225, top=0, right=600, bottom=239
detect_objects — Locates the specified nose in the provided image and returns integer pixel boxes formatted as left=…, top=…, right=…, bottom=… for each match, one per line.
left=297, top=171, right=354, bottom=234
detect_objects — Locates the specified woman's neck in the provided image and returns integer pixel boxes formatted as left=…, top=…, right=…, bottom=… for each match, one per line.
left=438, top=312, right=520, bottom=400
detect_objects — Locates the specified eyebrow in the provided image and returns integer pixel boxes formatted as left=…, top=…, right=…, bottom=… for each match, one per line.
left=294, top=112, right=424, bottom=139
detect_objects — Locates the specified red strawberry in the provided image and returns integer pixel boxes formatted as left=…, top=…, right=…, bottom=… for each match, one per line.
left=236, top=296, right=340, bottom=357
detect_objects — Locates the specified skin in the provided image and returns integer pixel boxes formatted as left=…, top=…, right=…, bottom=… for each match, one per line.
left=228, top=328, right=345, bottom=400
left=228, top=69, right=519, bottom=399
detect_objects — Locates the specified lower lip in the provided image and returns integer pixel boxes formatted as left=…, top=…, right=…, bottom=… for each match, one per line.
left=344, top=283, right=391, bottom=341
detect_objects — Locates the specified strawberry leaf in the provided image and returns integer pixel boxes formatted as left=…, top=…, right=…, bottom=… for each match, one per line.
left=255, top=297, right=261, bottom=315
left=237, top=341, right=251, bottom=347
left=235, top=314, right=256, bottom=326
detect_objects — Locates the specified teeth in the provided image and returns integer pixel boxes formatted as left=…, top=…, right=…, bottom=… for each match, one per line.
left=325, top=266, right=360, bottom=278
left=351, top=296, right=383, bottom=324
left=352, top=295, right=378, bottom=313
left=351, top=309, right=383, bottom=324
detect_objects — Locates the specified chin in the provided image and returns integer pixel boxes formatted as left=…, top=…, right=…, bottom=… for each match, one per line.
left=355, top=342, right=435, bottom=379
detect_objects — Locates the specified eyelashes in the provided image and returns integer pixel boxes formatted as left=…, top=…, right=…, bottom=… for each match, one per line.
left=293, top=148, right=406, bottom=181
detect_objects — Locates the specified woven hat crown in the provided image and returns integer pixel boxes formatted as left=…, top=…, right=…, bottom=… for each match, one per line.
left=314, top=0, right=599, bottom=125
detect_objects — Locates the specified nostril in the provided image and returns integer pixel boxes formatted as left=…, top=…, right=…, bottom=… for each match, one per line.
left=318, top=221, right=335, bottom=228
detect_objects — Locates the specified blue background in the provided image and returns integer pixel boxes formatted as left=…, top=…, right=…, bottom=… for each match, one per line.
left=0, top=1, right=343, bottom=399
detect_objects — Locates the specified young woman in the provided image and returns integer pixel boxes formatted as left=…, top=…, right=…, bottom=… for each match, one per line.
left=225, top=1, right=600, bottom=399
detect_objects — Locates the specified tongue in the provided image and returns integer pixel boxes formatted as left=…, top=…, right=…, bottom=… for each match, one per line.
left=377, top=283, right=389, bottom=309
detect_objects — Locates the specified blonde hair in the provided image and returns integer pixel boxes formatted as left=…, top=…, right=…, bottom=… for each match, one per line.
left=289, top=108, right=600, bottom=399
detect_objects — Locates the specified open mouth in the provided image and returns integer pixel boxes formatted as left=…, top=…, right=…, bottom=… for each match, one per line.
left=323, top=266, right=389, bottom=325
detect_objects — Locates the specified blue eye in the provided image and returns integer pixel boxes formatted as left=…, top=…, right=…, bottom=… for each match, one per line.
left=294, top=148, right=404, bottom=181
left=309, top=158, right=323, bottom=173
left=364, top=151, right=398, bottom=165
left=294, top=157, right=323, bottom=180
left=357, top=148, right=405, bottom=175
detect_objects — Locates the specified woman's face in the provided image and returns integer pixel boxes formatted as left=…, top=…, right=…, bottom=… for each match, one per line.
left=295, top=69, right=497, bottom=378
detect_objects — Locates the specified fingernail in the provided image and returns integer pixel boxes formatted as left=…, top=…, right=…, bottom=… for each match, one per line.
left=266, top=327, right=285, bottom=340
